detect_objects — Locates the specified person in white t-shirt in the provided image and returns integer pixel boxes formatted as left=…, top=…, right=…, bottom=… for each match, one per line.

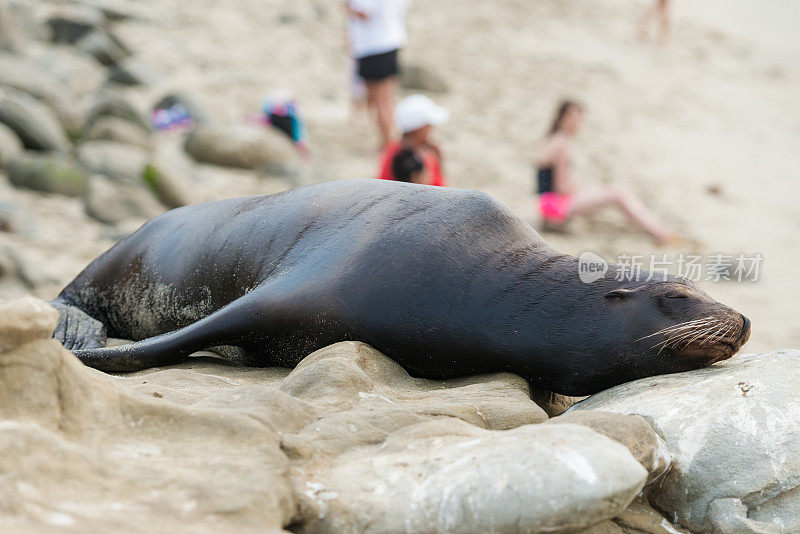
left=345, top=0, right=411, bottom=148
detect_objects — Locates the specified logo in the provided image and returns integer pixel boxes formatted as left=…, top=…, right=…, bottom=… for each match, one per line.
left=578, top=251, right=608, bottom=283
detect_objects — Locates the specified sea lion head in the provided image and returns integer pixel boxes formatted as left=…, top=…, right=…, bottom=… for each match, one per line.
left=595, top=277, right=750, bottom=386
left=549, top=275, right=751, bottom=395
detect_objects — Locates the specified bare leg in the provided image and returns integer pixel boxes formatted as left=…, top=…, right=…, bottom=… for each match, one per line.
left=569, top=187, right=672, bottom=244
left=366, top=77, right=397, bottom=148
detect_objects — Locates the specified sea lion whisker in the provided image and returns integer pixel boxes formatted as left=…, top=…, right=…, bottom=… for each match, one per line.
left=652, top=329, right=702, bottom=350
left=637, top=317, right=716, bottom=341
left=656, top=321, right=720, bottom=349
left=650, top=319, right=718, bottom=346
left=698, top=323, right=724, bottom=346
left=683, top=324, right=720, bottom=347
left=702, top=321, right=732, bottom=346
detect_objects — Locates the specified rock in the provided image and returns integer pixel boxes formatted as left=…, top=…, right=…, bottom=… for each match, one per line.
left=29, top=45, right=105, bottom=98
left=295, top=419, right=647, bottom=533
left=0, top=122, right=23, bottom=168
left=0, top=296, right=58, bottom=353
left=84, top=174, right=164, bottom=224
left=0, top=302, right=656, bottom=534
left=570, top=350, right=800, bottom=533
left=85, top=90, right=149, bottom=130
left=531, top=387, right=587, bottom=417
left=7, top=153, right=88, bottom=196
left=401, top=63, right=450, bottom=93
left=142, top=148, right=193, bottom=208
left=0, top=53, right=83, bottom=135
left=86, top=115, right=151, bottom=149
left=0, top=201, right=26, bottom=233
left=0, top=1, right=48, bottom=53
left=47, top=5, right=105, bottom=44
left=0, top=297, right=295, bottom=532
left=75, top=28, right=131, bottom=66
left=107, top=57, right=159, bottom=86
left=0, top=2, right=29, bottom=53
left=546, top=410, right=671, bottom=486
left=77, top=140, right=149, bottom=184
left=0, top=247, right=16, bottom=280
left=706, top=498, right=782, bottom=534
left=84, top=0, right=146, bottom=22
left=184, top=124, right=298, bottom=171
left=0, top=88, right=70, bottom=151
left=0, top=247, right=59, bottom=289
left=613, top=497, right=691, bottom=534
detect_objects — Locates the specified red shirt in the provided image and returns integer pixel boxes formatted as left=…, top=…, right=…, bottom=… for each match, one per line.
left=377, top=141, right=447, bottom=187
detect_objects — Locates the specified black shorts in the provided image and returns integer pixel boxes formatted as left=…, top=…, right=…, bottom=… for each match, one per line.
left=357, top=49, right=400, bottom=81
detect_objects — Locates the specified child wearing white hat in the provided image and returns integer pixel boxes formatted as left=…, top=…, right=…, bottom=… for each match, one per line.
left=377, top=94, right=450, bottom=186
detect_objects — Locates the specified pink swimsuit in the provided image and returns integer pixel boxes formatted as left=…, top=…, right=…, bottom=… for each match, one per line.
left=538, top=192, right=573, bottom=223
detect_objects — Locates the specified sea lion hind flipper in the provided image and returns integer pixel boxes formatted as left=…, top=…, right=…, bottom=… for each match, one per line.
left=49, top=301, right=107, bottom=351
left=71, top=292, right=269, bottom=373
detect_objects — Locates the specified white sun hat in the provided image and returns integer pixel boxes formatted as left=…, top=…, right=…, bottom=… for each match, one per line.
left=395, top=94, right=450, bottom=134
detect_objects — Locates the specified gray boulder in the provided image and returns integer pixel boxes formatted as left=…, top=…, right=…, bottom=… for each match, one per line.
left=0, top=122, right=23, bottom=168
left=0, top=1, right=48, bottom=53
left=84, top=0, right=146, bottom=22
left=7, top=153, right=88, bottom=196
left=0, top=3, right=28, bottom=53
left=142, top=146, right=193, bottom=208
left=0, top=88, right=69, bottom=151
left=75, top=28, right=131, bottom=66
left=85, top=115, right=151, bottom=149
left=571, top=350, right=800, bottom=533
left=184, top=124, right=298, bottom=171
left=77, top=140, right=149, bottom=184
left=296, top=419, right=648, bottom=533
left=107, top=57, right=159, bottom=86
left=545, top=410, right=671, bottom=486
left=47, top=5, right=105, bottom=44
left=0, top=202, right=25, bottom=233
left=28, top=45, right=105, bottom=98
left=85, top=91, right=149, bottom=130
left=84, top=174, right=164, bottom=224
left=0, top=53, right=82, bottom=135
left=0, top=297, right=296, bottom=532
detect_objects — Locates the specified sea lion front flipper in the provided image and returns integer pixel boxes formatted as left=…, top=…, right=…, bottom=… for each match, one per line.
left=71, top=289, right=274, bottom=373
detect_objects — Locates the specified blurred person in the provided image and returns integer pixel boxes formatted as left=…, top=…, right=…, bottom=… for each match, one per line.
left=535, top=100, right=675, bottom=245
left=638, top=0, right=672, bottom=44
left=345, top=0, right=411, bottom=148
left=379, top=94, right=449, bottom=186
left=391, top=147, right=429, bottom=184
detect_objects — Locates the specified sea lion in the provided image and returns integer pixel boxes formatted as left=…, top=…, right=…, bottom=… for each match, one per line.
left=50, top=179, right=750, bottom=395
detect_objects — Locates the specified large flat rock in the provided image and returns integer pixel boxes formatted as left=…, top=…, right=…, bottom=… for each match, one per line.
left=571, top=350, right=800, bottom=533
left=0, top=297, right=733, bottom=533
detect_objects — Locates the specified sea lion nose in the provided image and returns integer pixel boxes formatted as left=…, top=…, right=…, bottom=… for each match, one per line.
left=738, top=315, right=751, bottom=344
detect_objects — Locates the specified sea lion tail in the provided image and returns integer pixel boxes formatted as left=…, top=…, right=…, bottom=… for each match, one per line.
left=50, top=300, right=107, bottom=351
left=69, top=294, right=264, bottom=373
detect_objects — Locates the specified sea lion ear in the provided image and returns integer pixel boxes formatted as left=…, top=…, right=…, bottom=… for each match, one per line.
left=605, top=288, right=637, bottom=299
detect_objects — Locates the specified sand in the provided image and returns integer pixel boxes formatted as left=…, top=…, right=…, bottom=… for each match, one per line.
left=1, top=0, right=798, bottom=352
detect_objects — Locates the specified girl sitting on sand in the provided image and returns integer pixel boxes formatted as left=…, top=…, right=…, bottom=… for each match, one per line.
left=535, top=100, right=675, bottom=245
